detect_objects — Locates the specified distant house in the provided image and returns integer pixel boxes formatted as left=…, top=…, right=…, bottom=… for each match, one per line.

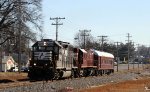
left=12, top=53, right=29, bottom=66
left=0, top=56, right=17, bottom=72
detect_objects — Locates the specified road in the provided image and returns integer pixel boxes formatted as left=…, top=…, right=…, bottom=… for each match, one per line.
left=114, top=64, right=145, bottom=72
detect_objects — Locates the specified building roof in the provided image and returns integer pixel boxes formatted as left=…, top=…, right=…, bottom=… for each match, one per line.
left=2, top=56, right=16, bottom=64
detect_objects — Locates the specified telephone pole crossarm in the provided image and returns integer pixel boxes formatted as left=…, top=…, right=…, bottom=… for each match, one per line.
left=97, top=35, right=108, bottom=51
left=79, top=30, right=91, bottom=49
left=50, top=17, right=65, bottom=41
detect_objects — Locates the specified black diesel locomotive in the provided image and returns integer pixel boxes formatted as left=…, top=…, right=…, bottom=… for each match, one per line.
left=28, top=39, right=78, bottom=80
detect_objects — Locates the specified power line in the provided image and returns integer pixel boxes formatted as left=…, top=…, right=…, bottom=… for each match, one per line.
left=97, top=35, right=108, bottom=51
left=79, top=30, right=91, bottom=49
left=50, top=17, right=65, bottom=41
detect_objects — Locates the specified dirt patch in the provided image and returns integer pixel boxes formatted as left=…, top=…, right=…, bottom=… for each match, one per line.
left=0, top=72, right=28, bottom=83
left=79, top=65, right=150, bottom=92
left=79, top=78, right=150, bottom=92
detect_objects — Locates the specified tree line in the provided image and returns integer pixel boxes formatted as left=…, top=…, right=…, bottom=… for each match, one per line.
left=0, top=0, right=149, bottom=64
left=74, top=31, right=150, bottom=63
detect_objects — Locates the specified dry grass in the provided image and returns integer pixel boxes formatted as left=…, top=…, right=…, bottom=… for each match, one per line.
left=0, top=72, right=28, bottom=82
left=0, top=72, right=32, bottom=89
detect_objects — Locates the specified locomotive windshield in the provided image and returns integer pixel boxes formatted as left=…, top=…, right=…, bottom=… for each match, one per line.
left=32, top=46, right=53, bottom=51
left=32, top=41, right=55, bottom=51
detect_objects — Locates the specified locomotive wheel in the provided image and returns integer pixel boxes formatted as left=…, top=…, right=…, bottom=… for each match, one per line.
left=112, top=69, right=114, bottom=73
left=71, top=70, right=75, bottom=78
left=80, top=70, right=84, bottom=77
left=84, top=70, right=89, bottom=77
left=88, top=69, right=95, bottom=76
left=71, top=70, right=79, bottom=78
left=53, top=71, right=60, bottom=80
left=97, top=70, right=102, bottom=76
left=28, top=71, right=34, bottom=80
left=92, top=70, right=97, bottom=76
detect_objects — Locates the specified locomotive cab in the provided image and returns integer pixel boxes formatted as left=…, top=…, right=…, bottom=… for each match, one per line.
left=30, top=39, right=61, bottom=67
left=28, top=39, right=77, bottom=80
left=28, top=39, right=62, bottom=80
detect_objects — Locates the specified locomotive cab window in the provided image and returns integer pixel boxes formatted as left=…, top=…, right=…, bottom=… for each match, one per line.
left=32, top=46, right=45, bottom=51
left=39, top=47, right=45, bottom=50
left=46, top=47, right=53, bottom=51
left=32, top=47, right=38, bottom=51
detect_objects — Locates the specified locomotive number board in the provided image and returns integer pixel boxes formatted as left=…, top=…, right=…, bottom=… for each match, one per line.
left=38, top=41, right=54, bottom=46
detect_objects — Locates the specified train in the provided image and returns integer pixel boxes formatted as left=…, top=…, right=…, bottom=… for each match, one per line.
left=28, top=39, right=114, bottom=80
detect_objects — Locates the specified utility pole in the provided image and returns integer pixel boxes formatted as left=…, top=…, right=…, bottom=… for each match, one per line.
left=50, top=17, right=65, bottom=41
left=126, top=33, right=132, bottom=70
left=131, top=42, right=135, bottom=70
left=79, top=30, right=91, bottom=49
left=136, top=44, right=140, bottom=73
left=97, top=35, right=107, bottom=51
left=115, top=42, right=121, bottom=72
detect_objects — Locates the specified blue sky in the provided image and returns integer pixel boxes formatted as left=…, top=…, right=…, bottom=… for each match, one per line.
left=41, top=0, right=150, bottom=46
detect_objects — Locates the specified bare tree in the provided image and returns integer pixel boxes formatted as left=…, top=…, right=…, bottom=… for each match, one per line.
left=74, top=31, right=94, bottom=49
left=0, top=0, right=42, bottom=54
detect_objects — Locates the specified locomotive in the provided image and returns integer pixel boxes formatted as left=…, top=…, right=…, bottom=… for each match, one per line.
left=28, top=39, right=114, bottom=80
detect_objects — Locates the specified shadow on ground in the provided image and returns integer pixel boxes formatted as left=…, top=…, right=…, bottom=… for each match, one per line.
left=0, top=79, right=14, bottom=83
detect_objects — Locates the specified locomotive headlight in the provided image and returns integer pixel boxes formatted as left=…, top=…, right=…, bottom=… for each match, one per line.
left=34, top=63, right=36, bottom=66
left=44, top=42, right=47, bottom=46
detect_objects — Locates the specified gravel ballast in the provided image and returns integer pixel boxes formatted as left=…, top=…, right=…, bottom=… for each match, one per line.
left=0, top=72, right=141, bottom=92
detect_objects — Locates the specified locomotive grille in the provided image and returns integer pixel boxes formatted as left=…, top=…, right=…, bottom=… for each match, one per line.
left=34, top=51, right=52, bottom=60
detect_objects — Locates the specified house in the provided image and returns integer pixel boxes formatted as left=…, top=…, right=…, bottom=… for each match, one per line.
left=0, top=56, right=17, bottom=72
left=12, top=53, right=29, bottom=66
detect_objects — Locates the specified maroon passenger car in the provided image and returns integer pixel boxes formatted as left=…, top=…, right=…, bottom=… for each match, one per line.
left=93, top=50, right=114, bottom=75
left=74, top=48, right=114, bottom=77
